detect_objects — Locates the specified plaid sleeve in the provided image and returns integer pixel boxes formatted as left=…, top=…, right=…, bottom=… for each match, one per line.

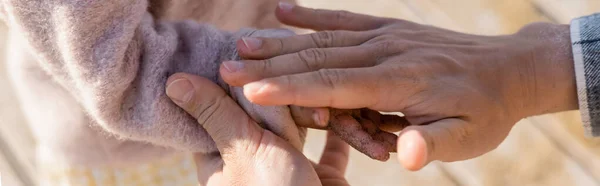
left=571, top=13, right=600, bottom=137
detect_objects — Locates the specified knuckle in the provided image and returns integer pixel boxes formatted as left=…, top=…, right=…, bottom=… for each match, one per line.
left=311, top=31, right=336, bottom=48
left=373, top=39, right=404, bottom=56
left=191, top=94, right=227, bottom=126
left=297, top=48, right=327, bottom=70
left=259, top=58, right=275, bottom=75
left=282, top=75, right=298, bottom=103
left=448, top=124, right=471, bottom=149
left=274, top=38, right=286, bottom=55
left=317, top=69, right=341, bottom=91
left=366, top=34, right=396, bottom=44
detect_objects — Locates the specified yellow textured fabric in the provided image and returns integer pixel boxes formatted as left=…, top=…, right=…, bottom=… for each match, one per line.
left=39, top=154, right=198, bottom=186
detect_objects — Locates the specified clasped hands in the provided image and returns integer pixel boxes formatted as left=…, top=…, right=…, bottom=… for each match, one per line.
left=166, top=3, right=577, bottom=186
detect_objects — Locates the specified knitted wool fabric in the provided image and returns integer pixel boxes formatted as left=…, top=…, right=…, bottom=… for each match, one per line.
left=1, top=0, right=302, bottom=184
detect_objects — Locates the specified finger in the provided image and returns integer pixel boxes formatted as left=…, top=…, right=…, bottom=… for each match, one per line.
left=362, top=110, right=410, bottom=133
left=373, top=132, right=398, bottom=153
left=314, top=165, right=351, bottom=186
left=379, top=114, right=411, bottom=132
left=229, top=85, right=306, bottom=151
left=289, top=106, right=330, bottom=129
left=360, top=118, right=378, bottom=135
left=243, top=67, right=392, bottom=109
left=226, top=45, right=381, bottom=86
left=319, top=131, right=350, bottom=174
left=166, top=73, right=264, bottom=156
left=276, top=2, right=394, bottom=31
left=396, top=118, right=473, bottom=171
left=236, top=31, right=374, bottom=59
left=358, top=118, right=398, bottom=153
left=329, top=115, right=389, bottom=161
left=361, top=110, right=410, bottom=133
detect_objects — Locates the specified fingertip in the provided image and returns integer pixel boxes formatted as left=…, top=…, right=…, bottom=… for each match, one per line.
left=276, top=2, right=309, bottom=27
left=219, top=63, right=244, bottom=87
left=330, top=116, right=391, bottom=161
left=363, top=144, right=391, bottom=161
left=236, top=39, right=253, bottom=58
left=378, top=152, right=391, bottom=162
left=361, top=142, right=390, bottom=161
left=166, top=72, right=191, bottom=85
left=166, top=73, right=203, bottom=106
left=243, top=78, right=293, bottom=106
left=276, top=2, right=295, bottom=20
left=313, top=108, right=331, bottom=128
left=374, top=132, right=398, bottom=153
left=397, top=130, right=429, bottom=171
left=243, top=81, right=276, bottom=105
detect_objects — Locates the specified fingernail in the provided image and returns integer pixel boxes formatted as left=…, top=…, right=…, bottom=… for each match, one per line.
left=222, top=61, right=244, bottom=73
left=312, top=112, right=322, bottom=126
left=166, top=79, right=194, bottom=104
left=312, top=109, right=328, bottom=127
left=241, top=37, right=263, bottom=51
left=278, top=2, right=294, bottom=12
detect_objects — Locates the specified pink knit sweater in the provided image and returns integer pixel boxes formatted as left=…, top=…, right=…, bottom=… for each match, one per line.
left=2, top=0, right=301, bottom=167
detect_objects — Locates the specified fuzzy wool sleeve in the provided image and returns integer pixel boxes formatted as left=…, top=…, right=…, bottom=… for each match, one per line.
left=571, top=13, right=600, bottom=137
left=0, top=0, right=304, bottom=153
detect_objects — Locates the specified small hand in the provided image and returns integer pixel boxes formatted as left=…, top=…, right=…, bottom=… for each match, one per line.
left=220, top=4, right=577, bottom=170
left=166, top=73, right=350, bottom=186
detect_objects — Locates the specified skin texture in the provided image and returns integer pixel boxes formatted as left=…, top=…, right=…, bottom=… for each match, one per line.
left=237, top=32, right=404, bottom=161
left=165, top=73, right=349, bottom=186
left=326, top=109, right=399, bottom=160
left=234, top=32, right=404, bottom=162
left=221, top=3, right=579, bottom=171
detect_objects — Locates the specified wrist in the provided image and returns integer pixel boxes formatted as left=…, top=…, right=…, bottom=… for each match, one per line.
left=516, top=22, right=578, bottom=117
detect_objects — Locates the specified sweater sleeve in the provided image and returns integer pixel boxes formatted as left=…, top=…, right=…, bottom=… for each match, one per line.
left=571, top=13, right=600, bottom=137
left=1, top=0, right=303, bottom=153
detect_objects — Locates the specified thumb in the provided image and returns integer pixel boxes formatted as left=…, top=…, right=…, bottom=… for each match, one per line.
left=166, top=73, right=264, bottom=157
left=397, top=118, right=477, bottom=171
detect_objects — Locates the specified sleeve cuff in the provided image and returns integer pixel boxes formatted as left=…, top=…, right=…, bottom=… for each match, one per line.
left=571, top=13, right=600, bottom=137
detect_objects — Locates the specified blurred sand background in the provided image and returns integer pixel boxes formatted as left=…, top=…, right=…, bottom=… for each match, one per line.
left=1, top=0, right=600, bottom=185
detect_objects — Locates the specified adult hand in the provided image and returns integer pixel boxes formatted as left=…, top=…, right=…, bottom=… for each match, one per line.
left=165, top=73, right=350, bottom=186
left=219, top=3, right=578, bottom=171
